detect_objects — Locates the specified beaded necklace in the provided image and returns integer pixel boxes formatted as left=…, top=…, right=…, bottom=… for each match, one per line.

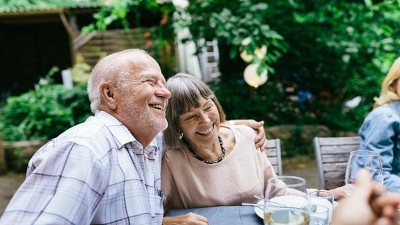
left=184, top=135, right=226, bottom=164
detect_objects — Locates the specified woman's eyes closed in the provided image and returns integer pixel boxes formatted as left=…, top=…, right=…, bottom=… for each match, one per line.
left=205, top=105, right=213, bottom=111
left=185, top=115, right=196, bottom=121
left=183, top=105, right=214, bottom=121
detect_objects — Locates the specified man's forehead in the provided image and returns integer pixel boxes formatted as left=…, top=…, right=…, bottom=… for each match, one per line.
left=141, top=73, right=166, bottom=82
left=127, top=55, right=163, bottom=77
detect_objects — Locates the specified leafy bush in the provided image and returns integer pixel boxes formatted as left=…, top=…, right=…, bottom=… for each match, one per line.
left=204, top=1, right=400, bottom=135
left=1, top=84, right=71, bottom=141
left=0, top=70, right=91, bottom=141
left=12, top=0, right=396, bottom=156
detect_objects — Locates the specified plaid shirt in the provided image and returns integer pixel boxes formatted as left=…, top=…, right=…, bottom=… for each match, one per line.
left=0, top=111, right=164, bottom=225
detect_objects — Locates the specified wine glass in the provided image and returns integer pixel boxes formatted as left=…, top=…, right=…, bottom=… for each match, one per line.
left=307, top=203, right=329, bottom=225
left=345, top=150, right=383, bottom=194
left=264, top=175, right=310, bottom=225
left=307, top=190, right=334, bottom=224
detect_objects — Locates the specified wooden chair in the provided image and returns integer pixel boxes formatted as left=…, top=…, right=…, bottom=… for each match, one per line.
left=265, top=139, right=283, bottom=176
left=313, top=136, right=360, bottom=190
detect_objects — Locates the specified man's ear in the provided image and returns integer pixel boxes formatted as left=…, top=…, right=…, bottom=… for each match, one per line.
left=99, top=82, right=118, bottom=110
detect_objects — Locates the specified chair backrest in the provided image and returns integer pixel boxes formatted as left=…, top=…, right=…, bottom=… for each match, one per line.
left=265, top=139, right=283, bottom=176
left=313, top=136, right=360, bottom=190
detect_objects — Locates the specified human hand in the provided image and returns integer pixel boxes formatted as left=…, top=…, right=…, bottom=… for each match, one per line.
left=231, top=119, right=267, bottom=151
left=328, top=186, right=348, bottom=200
left=331, top=169, right=400, bottom=225
left=163, top=212, right=208, bottom=225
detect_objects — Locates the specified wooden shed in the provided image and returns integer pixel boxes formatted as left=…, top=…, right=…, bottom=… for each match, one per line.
left=74, top=28, right=157, bottom=68
left=0, top=1, right=164, bottom=102
left=0, top=1, right=221, bottom=103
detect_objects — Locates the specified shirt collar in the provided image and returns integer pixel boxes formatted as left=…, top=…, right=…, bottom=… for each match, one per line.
left=94, top=110, right=160, bottom=152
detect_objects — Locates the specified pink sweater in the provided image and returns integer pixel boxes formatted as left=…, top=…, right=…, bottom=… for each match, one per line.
left=161, top=125, right=277, bottom=210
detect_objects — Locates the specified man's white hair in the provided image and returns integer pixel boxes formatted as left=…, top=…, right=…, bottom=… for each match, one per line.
left=87, top=49, right=149, bottom=114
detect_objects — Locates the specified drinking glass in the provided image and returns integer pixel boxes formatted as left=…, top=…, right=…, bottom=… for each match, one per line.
left=307, top=204, right=329, bottom=225
left=345, top=150, right=383, bottom=194
left=307, top=190, right=334, bottom=223
left=264, top=176, right=310, bottom=225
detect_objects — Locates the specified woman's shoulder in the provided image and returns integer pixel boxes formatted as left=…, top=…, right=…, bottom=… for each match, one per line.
left=361, top=102, right=400, bottom=129
left=368, top=101, right=400, bottom=119
left=229, top=124, right=257, bottom=139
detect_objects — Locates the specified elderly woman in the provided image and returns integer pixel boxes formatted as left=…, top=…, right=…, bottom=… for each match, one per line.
left=358, top=56, right=400, bottom=192
left=161, top=73, right=279, bottom=211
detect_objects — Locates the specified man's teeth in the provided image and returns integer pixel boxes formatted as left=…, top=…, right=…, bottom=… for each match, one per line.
left=150, top=104, right=163, bottom=110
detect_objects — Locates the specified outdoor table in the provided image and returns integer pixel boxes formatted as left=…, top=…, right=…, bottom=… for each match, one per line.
left=165, top=205, right=263, bottom=225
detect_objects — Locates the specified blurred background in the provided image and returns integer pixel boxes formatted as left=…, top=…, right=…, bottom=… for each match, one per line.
left=0, top=0, right=399, bottom=215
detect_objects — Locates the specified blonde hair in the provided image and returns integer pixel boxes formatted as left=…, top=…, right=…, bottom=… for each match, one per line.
left=374, top=56, right=400, bottom=108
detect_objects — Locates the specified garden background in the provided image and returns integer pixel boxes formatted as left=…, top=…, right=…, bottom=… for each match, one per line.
left=1, top=0, right=400, bottom=172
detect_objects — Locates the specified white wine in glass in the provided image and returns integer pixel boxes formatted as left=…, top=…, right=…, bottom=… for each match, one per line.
left=264, top=176, right=310, bottom=225
left=264, top=208, right=310, bottom=225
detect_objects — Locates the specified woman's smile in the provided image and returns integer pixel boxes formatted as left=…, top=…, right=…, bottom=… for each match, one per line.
left=196, top=124, right=215, bottom=136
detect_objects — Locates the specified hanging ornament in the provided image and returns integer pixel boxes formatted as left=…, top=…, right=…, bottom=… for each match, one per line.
left=243, top=63, right=268, bottom=88
left=240, top=45, right=268, bottom=63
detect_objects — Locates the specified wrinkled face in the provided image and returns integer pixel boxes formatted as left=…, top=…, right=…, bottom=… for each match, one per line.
left=118, top=54, right=171, bottom=138
left=179, top=96, right=220, bottom=147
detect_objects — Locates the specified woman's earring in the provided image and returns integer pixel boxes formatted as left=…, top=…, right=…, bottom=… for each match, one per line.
left=179, top=132, right=183, bottom=140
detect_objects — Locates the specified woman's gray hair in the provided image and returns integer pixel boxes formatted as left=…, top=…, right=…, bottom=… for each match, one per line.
left=163, top=73, right=226, bottom=150
left=87, top=49, right=148, bottom=114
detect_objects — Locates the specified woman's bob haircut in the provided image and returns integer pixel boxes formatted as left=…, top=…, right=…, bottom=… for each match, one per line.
left=163, top=73, right=226, bottom=150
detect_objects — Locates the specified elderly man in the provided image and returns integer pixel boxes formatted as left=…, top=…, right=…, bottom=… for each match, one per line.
left=0, top=49, right=265, bottom=225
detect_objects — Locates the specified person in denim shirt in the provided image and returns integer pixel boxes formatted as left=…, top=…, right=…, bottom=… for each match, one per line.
left=359, top=56, right=400, bottom=193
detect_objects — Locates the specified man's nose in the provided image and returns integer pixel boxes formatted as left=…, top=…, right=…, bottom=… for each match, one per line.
left=156, top=84, right=171, bottom=99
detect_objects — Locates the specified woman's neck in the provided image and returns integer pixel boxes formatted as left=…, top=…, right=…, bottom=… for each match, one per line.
left=184, top=136, right=225, bottom=164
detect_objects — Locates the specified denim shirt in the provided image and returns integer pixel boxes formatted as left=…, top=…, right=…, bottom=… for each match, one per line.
left=359, top=101, right=400, bottom=192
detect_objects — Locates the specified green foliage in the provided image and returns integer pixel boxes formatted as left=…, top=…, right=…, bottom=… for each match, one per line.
left=0, top=69, right=91, bottom=141
left=82, top=0, right=173, bottom=33
left=82, top=0, right=133, bottom=32
left=268, top=1, right=400, bottom=131
left=1, top=85, right=72, bottom=141
left=0, top=0, right=103, bottom=10
left=82, top=0, right=177, bottom=76
left=85, top=0, right=400, bottom=138
left=177, top=0, right=288, bottom=75
left=205, top=1, right=400, bottom=136
left=63, top=83, right=92, bottom=124
left=5, top=0, right=396, bottom=156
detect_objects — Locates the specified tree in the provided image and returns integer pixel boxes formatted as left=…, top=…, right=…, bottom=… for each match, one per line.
left=179, top=0, right=400, bottom=132
left=82, top=0, right=400, bottom=133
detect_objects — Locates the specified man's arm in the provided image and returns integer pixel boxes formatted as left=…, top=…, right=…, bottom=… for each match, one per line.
left=163, top=213, right=208, bottom=225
